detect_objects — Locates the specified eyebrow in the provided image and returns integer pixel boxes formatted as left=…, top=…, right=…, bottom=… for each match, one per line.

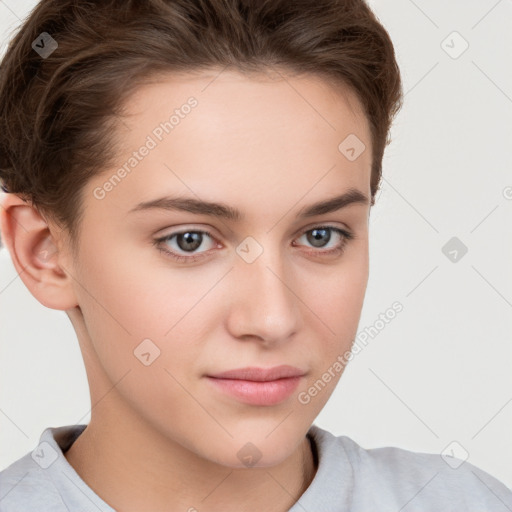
left=128, top=187, right=369, bottom=221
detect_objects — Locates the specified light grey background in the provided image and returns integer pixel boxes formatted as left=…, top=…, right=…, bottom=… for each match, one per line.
left=1, top=0, right=511, bottom=489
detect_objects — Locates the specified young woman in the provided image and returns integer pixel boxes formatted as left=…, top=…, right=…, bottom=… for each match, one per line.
left=0, top=1, right=510, bottom=510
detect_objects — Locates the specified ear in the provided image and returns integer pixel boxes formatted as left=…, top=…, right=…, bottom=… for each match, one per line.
left=0, top=193, right=79, bottom=311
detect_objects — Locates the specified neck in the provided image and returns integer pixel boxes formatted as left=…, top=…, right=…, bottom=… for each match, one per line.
left=64, top=410, right=318, bottom=512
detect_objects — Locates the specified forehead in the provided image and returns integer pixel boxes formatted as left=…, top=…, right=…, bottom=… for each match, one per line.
left=122, top=67, right=369, bottom=138
left=84, top=68, right=372, bottom=223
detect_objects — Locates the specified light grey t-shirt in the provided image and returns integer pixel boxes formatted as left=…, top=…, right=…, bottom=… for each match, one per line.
left=1, top=423, right=511, bottom=511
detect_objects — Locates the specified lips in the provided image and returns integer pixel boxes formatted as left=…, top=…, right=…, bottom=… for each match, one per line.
left=207, top=365, right=306, bottom=381
left=205, top=365, right=306, bottom=406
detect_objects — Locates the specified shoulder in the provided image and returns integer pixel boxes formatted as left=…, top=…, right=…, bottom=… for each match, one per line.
left=310, top=426, right=512, bottom=511
left=0, top=424, right=94, bottom=512
left=0, top=451, right=64, bottom=511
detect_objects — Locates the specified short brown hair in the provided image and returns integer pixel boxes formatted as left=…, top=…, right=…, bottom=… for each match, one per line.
left=0, top=0, right=403, bottom=252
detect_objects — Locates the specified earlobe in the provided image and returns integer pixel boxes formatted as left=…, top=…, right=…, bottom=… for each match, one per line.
left=0, top=193, right=79, bottom=311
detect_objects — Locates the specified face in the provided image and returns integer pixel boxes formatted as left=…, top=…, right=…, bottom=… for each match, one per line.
left=56, top=69, right=372, bottom=467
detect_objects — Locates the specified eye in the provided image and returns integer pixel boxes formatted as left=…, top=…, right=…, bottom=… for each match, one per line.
left=293, top=226, right=353, bottom=257
left=153, top=229, right=219, bottom=263
left=153, top=225, right=353, bottom=263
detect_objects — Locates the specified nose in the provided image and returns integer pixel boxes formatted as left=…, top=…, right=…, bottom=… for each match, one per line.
left=225, top=242, right=302, bottom=346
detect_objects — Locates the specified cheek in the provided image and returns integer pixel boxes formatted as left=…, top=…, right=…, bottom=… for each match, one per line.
left=76, top=233, right=183, bottom=332
left=294, top=255, right=368, bottom=410
left=74, top=239, right=219, bottom=373
left=310, top=241, right=368, bottom=314
left=305, top=247, right=369, bottom=353
left=72, top=243, right=212, bottom=411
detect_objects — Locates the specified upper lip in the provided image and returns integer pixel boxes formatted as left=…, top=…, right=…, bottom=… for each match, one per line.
left=207, top=365, right=306, bottom=382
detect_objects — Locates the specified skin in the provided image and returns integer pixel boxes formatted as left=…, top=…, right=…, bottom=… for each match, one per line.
left=0, top=68, right=372, bottom=512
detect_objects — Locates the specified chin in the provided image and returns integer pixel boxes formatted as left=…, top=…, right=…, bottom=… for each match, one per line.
left=200, top=432, right=302, bottom=470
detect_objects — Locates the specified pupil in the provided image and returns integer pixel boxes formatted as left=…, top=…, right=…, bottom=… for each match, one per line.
left=178, top=232, right=202, bottom=251
left=308, top=228, right=330, bottom=248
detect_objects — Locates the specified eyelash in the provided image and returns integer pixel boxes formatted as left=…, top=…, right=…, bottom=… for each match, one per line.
left=153, top=225, right=354, bottom=264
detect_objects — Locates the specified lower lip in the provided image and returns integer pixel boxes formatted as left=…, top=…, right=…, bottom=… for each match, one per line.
left=206, top=376, right=302, bottom=406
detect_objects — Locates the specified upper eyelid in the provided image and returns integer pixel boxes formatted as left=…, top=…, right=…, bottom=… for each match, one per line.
left=157, top=223, right=348, bottom=238
left=157, top=221, right=351, bottom=239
